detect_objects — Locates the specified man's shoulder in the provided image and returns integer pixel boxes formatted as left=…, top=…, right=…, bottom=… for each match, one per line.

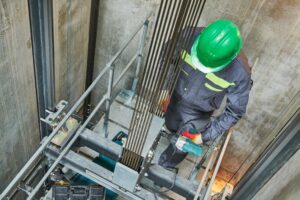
left=236, top=50, right=252, bottom=75
left=231, top=51, right=252, bottom=79
left=220, top=51, right=251, bottom=86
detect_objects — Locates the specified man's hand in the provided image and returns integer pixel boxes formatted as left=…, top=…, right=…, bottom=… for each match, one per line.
left=182, top=128, right=203, bottom=145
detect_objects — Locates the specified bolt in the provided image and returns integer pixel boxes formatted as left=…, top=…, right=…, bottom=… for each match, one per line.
left=135, top=185, right=141, bottom=191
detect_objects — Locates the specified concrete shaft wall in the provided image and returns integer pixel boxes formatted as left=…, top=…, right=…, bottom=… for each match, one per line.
left=0, top=0, right=299, bottom=197
left=0, top=0, right=40, bottom=191
left=92, top=0, right=160, bottom=106
left=0, top=0, right=91, bottom=193
left=92, top=0, right=300, bottom=186
left=53, top=0, right=91, bottom=105
left=252, top=149, right=300, bottom=200
left=199, top=0, right=300, bottom=184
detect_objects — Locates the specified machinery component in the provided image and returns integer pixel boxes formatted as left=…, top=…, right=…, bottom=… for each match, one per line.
left=44, top=128, right=201, bottom=199
left=182, top=128, right=203, bottom=145
left=44, top=142, right=159, bottom=200
left=40, top=100, right=68, bottom=127
left=175, top=136, right=203, bottom=156
left=51, top=117, right=80, bottom=147
left=52, top=185, right=104, bottom=200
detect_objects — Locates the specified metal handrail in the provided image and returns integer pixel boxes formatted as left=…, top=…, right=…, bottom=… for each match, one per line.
left=1, top=15, right=150, bottom=199
left=203, top=129, right=233, bottom=200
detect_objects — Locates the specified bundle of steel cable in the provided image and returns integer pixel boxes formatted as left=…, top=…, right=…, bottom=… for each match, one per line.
left=121, top=0, right=207, bottom=171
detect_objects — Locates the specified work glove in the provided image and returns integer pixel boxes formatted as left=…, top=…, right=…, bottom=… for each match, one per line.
left=158, top=90, right=170, bottom=113
left=181, top=128, right=203, bottom=145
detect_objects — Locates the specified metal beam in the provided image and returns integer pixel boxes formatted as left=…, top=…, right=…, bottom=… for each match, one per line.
left=68, top=128, right=202, bottom=199
left=28, top=0, right=55, bottom=138
left=83, top=0, right=100, bottom=120
left=78, top=129, right=122, bottom=160
left=44, top=146, right=160, bottom=200
left=231, top=109, right=300, bottom=200
left=147, top=165, right=199, bottom=199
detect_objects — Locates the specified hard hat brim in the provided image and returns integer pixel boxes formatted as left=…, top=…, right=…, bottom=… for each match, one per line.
left=191, top=36, right=230, bottom=73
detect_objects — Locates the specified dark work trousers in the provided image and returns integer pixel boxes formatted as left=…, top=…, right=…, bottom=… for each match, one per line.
left=158, top=94, right=212, bottom=168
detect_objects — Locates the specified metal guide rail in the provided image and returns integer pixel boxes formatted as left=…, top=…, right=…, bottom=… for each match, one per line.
left=0, top=15, right=150, bottom=200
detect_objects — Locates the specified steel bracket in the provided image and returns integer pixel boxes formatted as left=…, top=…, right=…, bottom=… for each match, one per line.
left=113, top=162, right=139, bottom=192
left=40, top=100, right=68, bottom=127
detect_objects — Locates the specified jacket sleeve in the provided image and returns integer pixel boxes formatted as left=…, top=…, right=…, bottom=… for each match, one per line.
left=202, top=74, right=252, bottom=141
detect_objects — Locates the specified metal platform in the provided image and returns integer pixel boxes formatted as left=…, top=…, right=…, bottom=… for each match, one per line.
left=94, top=93, right=164, bottom=158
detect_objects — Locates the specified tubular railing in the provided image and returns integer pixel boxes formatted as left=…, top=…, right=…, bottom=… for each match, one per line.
left=0, top=16, right=150, bottom=200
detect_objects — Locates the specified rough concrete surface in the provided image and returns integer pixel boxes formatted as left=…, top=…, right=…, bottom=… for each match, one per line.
left=252, top=149, right=300, bottom=200
left=88, top=0, right=300, bottom=189
left=91, top=0, right=160, bottom=106
left=199, top=0, right=300, bottom=185
left=89, top=0, right=300, bottom=188
left=0, top=0, right=299, bottom=198
left=0, top=0, right=40, bottom=192
left=53, top=0, right=91, bottom=105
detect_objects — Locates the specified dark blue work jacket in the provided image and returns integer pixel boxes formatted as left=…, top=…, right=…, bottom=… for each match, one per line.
left=165, top=27, right=252, bottom=141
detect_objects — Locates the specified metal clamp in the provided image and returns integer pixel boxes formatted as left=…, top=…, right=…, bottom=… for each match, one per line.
left=40, top=100, right=68, bottom=127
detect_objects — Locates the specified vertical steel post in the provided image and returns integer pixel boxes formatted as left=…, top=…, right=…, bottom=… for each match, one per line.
left=103, top=66, right=114, bottom=138
left=203, top=129, right=233, bottom=200
left=193, top=147, right=217, bottom=200
left=28, top=0, right=55, bottom=138
left=83, top=0, right=100, bottom=120
left=131, top=20, right=149, bottom=94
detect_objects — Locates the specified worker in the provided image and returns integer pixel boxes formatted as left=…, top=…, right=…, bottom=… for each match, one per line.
left=158, top=19, right=252, bottom=169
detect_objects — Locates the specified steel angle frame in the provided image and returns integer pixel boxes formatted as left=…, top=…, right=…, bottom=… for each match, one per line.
left=83, top=0, right=101, bottom=120
left=0, top=15, right=150, bottom=199
left=76, top=129, right=201, bottom=199
left=28, top=0, right=56, bottom=138
left=45, top=146, right=159, bottom=200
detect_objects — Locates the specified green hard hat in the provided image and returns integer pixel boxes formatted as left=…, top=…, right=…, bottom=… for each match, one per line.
left=191, top=19, right=242, bottom=73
